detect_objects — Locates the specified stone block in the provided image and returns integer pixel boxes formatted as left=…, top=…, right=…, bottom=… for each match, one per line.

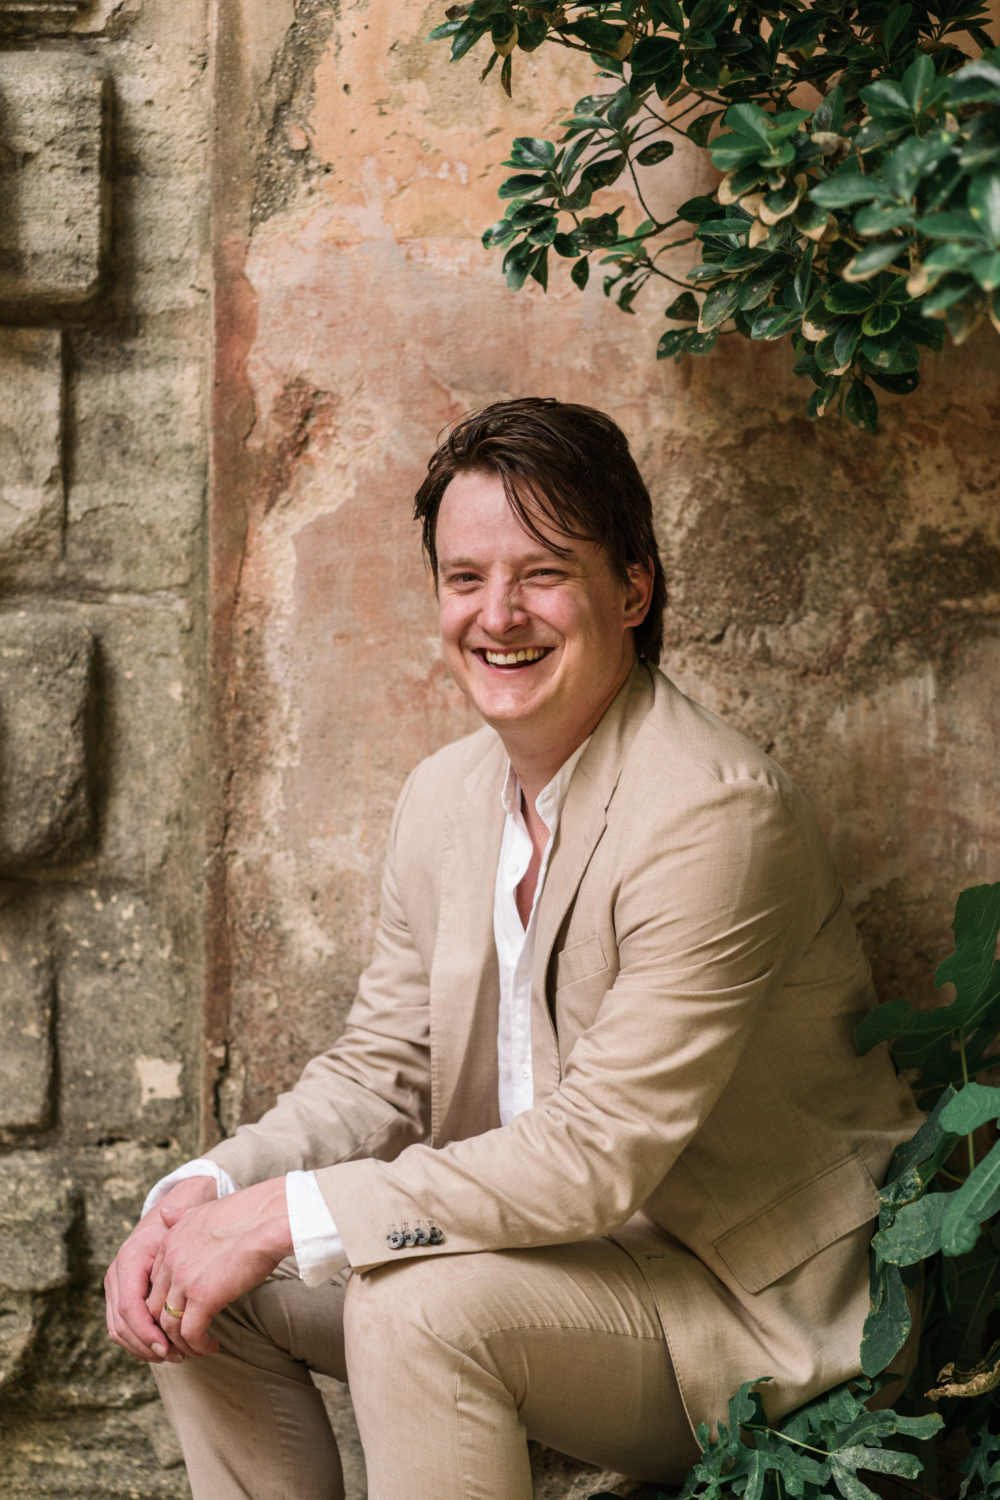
left=0, top=615, right=94, bottom=869
left=0, top=892, right=54, bottom=1131
left=0, top=2, right=137, bottom=38
left=57, top=890, right=190, bottom=1142
left=0, top=1288, right=36, bottom=1394
left=0, top=51, right=110, bottom=310
left=0, top=329, right=64, bottom=572
left=0, top=1154, right=73, bottom=1292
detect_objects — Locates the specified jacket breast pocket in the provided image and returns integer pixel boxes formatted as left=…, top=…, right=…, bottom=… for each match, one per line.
left=713, top=1153, right=879, bottom=1294
left=553, top=932, right=609, bottom=993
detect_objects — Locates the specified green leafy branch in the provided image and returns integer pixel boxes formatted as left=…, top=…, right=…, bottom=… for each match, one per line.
left=427, top=0, right=999, bottom=430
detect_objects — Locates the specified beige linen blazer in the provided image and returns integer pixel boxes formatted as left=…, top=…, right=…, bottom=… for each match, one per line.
left=208, top=662, right=922, bottom=1432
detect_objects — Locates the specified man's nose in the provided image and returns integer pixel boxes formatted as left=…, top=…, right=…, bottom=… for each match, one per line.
left=478, top=576, right=527, bottom=635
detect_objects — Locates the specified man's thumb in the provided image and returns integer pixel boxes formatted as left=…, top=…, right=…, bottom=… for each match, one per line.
left=159, top=1203, right=192, bottom=1226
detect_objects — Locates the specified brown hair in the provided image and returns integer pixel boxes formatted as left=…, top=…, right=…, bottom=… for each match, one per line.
left=413, top=397, right=667, bottom=663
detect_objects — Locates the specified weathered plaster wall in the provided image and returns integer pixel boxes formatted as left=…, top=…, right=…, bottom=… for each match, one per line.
left=211, top=0, right=999, bottom=1143
left=0, top=1, right=209, bottom=1494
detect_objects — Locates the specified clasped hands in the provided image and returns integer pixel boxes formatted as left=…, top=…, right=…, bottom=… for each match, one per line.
left=104, top=1175, right=293, bottom=1363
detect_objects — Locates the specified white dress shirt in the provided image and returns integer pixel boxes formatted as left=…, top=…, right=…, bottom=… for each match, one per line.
left=143, top=739, right=590, bottom=1286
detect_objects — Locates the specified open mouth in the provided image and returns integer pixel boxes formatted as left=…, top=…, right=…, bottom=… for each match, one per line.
left=475, top=647, right=552, bottom=670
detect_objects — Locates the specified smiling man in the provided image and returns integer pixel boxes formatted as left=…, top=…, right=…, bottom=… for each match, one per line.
left=105, top=398, right=920, bottom=1500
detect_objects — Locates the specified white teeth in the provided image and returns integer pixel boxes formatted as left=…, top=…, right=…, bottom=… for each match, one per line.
left=483, top=647, right=546, bottom=666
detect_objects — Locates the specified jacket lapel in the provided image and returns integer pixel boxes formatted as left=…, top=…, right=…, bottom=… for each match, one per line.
left=530, top=663, right=656, bottom=1099
left=429, top=736, right=507, bottom=1145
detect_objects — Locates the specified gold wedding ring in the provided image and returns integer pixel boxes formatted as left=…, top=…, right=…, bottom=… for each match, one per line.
left=163, top=1302, right=185, bottom=1319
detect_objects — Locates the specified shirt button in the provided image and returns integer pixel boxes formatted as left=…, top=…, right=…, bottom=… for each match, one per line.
left=518, top=1063, right=531, bottom=1081
left=507, top=860, right=519, bottom=875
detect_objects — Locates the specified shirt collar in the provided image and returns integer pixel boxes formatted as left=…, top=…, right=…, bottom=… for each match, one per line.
left=500, top=736, right=592, bottom=830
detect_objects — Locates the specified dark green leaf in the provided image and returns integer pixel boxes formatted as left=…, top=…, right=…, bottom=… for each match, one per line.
left=516, top=15, right=548, bottom=50
left=854, top=204, right=917, bottom=236
left=825, top=282, right=877, bottom=315
left=504, top=136, right=556, bottom=170
left=845, top=379, right=879, bottom=431
left=631, top=35, right=681, bottom=75
left=969, top=250, right=1000, bottom=292
left=870, top=368, right=920, bottom=394
left=862, top=301, right=902, bottom=334
left=701, top=282, right=742, bottom=328
left=968, top=170, right=1000, bottom=246
left=482, top=218, right=518, bottom=248
left=571, top=255, right=590, bottom=289
left=450, top=16, right=491, bottom=59
left=649, top=0, right=685, bottom=27
left=559, top=17, right=626, bottom=54
left=426, top=19, right=465, bottom=41
left=657, top=327, right=693, bottom=359
left=811, top=172, right=895, bottom=208
left=901, top=51, right=937, bottom=113
left=635, top=140, right=675, bottom=166
left=936, top=884, right=1000, bottom=1006
left=940, top=1082, right=1000, bottom=1137
left=491, top=12, right=517, bottom=52
left=676, top=195, right=723, bottom=224
left=498, top=172, right=548, bottom=200
left=687, top=329, right=720, bottom=353
left=738, top=268, right=783, bottom=310
left=834, top=317, right=863, bottom=366
left=812, top=86, right=845, bottom=135
left=883, top=4, right=913, bottom=54
left=942, top=1137, right=1000, bottom=1257
left=688, top=110, right=726, bottom=149
left=860, top=1256, right=910, bottom=1373
left=664, top=291, right=700, bottom=321
left=751, top=305, right=801, bottom=339
left=873, top=1191, right=949, bottom=1265
left=845, top=242, right=914, bottom=280
left=860, top=77, right=913, bottom=116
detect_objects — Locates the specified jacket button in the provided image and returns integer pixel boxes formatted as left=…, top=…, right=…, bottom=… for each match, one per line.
left=386, top=1229, right=405, bottom=1250
left=428, top=1226, right=444, bottom=1246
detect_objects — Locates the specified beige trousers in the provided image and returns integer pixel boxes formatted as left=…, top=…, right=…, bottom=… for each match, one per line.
left=153, top=1237, right=698, bottom=1500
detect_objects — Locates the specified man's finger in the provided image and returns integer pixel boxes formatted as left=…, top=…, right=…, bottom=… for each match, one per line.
left=108, top=1248, right=183, bottom=1363
left=174, top=1301, right=220, bottom=1358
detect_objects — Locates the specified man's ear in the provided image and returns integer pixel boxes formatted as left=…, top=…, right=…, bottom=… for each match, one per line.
left=623, top=558, right=655, bottom=627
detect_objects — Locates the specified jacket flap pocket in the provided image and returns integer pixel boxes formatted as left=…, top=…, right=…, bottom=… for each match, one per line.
left=554, top=932, right=608, bottom=991
left=713, top=1154, right=879, bottom=1295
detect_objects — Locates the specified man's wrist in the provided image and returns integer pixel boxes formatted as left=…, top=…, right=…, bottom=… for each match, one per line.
left=143, top=1175, right=218, bottom=1224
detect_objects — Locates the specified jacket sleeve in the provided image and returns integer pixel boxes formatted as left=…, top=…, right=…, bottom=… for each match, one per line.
left=316, top=775, right=817, bottom=1270
left=204, top=771, right=432, bottom=1187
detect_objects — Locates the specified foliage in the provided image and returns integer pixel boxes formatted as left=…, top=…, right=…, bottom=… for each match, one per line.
left=588, top=1376, right=943, bottom=1500
left=427, top=0, right=999, bottom=430
left=590, top=884, right=1000, bottom=1500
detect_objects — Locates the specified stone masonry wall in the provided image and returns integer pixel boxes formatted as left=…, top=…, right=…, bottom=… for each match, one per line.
left=0, top=2, right=208, bottom=1494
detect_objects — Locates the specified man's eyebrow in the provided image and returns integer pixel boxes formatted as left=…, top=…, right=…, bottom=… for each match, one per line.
left=439, top=548, right=577, bottom=569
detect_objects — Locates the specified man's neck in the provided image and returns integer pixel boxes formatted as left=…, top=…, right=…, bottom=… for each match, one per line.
left=501, top=656, right=634, bottom=810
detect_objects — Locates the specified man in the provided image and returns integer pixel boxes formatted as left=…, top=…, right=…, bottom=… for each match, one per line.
left=105, top=398, right=920, bottom=1500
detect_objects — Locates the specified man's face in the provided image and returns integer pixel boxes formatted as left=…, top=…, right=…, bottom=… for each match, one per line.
left=435, top=469, right=652, bottom=740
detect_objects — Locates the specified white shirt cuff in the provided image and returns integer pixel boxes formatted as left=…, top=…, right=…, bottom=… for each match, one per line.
left=286, top=1170, right=349, bottom=1286
left=141, top=1158, right=237, bottom=1221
